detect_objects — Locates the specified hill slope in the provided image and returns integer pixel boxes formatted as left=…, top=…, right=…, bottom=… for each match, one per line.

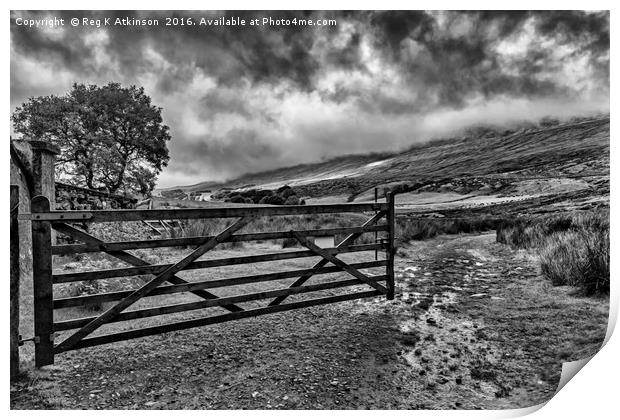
left=162, top=116, right=609, bottom=214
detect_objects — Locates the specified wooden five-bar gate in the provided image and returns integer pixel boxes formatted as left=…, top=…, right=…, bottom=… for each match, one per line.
left=22, top=194, right=396, bottom=367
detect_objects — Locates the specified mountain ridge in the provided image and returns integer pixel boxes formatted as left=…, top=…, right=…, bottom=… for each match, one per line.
left=159, top=115, right=609, bottom=201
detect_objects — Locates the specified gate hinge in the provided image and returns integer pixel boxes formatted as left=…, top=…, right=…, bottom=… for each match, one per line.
left=17, top=335, right=38, bottom=346
left=18, top=333, right=58, bottom=346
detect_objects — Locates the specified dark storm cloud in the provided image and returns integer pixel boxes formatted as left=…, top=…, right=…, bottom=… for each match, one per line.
left=11, top=10, right=342, bottom=90
left=11, top=10, right=609, bottom=104
left=535, top=10, right=609, bottom=53
left=172, top=128, right=284, bottom=178
left=10, top=10, right=609, bottom=186
left=364, top=10, right=608, bottom=109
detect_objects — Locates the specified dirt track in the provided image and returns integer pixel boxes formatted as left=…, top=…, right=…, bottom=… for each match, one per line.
left=10, top=233, right=608, bottom=410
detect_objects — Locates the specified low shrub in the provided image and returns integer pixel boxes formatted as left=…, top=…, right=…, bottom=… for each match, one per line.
left=281, top=188, right=297, bottom=199
left=284, top=195, right=300, bottom=205
left=228, top=195, right=246, bottom=203
left=281, top=237, right=298, bottom=248
left=216, top=186, right=304, bottom=205
left=259, top=195, right=285, bottom=205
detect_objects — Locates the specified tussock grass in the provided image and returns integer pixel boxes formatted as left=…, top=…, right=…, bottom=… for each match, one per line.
left=396, top=217, right=500, bottom=243
left=171, top=213, right=379, bottom=248
left=496, top=211, right=609, bottom=295
left=55, top=256, right=148, bottom=311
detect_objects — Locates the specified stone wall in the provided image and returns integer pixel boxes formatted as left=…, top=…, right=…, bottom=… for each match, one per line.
left=10, top=142, right=33, bottom=289
left=11, top=140, right=137, bottom=211
left=55, top=182, right=137, bottom=210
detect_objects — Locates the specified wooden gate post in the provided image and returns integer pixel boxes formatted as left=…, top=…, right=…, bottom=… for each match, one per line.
left=31, top=196, right=54, bottom=367
left=30, top=140, right=59, bottom=244
left=10, top=185, right=20, bottom=379
left=386, top=191, right=396, bottom=300
left=29, top=140, right=59, bottom=204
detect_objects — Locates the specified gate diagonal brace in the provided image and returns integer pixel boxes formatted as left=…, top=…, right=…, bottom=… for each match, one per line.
left=291, top=231, right=388, bottom=295
left=54, top=216, right=254, bottom=353
left=52, top=223, right=244, bottom=313
left=268, top=211, right=386, bottom=306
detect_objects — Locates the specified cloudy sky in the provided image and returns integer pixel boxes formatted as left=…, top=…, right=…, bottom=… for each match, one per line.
left=10, top=10, right=609, bottom=188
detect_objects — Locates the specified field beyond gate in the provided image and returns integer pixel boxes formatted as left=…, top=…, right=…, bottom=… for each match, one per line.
left=20, top=197, right=396, bottom=367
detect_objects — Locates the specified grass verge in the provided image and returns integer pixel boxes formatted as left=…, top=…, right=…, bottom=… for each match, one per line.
left=496, top=210, right=609, bottom=295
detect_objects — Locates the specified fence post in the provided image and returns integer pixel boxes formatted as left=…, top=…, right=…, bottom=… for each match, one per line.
left=386, top=191, right=396, bottom=300
left=374, top=187, right=378, bottom=261
left=31, top=196, right=54, bottom=367
left=10, top=185, right=20, bottom=379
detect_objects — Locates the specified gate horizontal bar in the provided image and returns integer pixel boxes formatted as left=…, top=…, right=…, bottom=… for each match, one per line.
left=19, top=211, right=92, bottom=221
left=53, top=243, right=386, bottom=283
left=53, top=222, right=245, bottom=313
left=53, top=260, right=388, bottom=309
left=25, top=202, right=388, bottom=223
left=55, top=290, right=383, bottom=352
left=52, top=225, right=388, bottom=255
left=53, top=276, right=387, bottom=331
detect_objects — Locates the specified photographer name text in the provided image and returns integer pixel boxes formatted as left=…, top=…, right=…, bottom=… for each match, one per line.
left=14, top=16, right=337, bottom=29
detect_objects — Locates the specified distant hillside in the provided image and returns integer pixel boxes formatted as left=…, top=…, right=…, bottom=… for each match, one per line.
left=161, top=115, right=609, bottom=202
